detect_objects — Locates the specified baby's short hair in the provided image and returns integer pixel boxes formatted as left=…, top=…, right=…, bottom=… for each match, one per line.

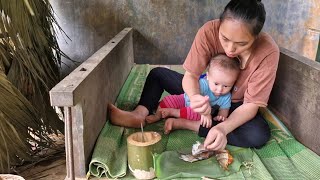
left=208, top=54, right=240, bottom=74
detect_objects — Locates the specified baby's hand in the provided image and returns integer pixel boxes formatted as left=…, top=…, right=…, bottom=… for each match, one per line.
left=200, top=114, right=212, bottom=128
left=213, top=115, right=226, bottom=122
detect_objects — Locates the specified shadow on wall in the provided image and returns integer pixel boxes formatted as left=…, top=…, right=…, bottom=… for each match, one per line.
left=118, top=0, right=223, bottom=65
left=133, top=30, right=171, bottom=65
left=50, top=0, right=119, bottom=77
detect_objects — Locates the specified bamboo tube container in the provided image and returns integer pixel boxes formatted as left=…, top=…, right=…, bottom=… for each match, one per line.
left=127, top=131, right=162, bottom=179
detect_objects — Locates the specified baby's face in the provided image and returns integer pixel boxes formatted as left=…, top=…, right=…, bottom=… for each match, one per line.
left=207, top=67, right=238, bottom=97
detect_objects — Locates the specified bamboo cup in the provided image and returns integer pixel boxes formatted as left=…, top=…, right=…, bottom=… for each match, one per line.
left=127, top=131, right=162, bottom=179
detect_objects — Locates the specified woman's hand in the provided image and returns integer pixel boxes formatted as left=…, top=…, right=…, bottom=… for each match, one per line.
left=189, top=94, right=210, bottom=114
left=182, top=71, right=210, bottom=114
left=203, top=125, right=227, bottom=151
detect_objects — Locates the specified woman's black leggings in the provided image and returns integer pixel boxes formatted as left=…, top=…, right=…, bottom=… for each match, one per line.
left=138, top=67, right=270, bottom=148
left=138, top=67, right=184, bottom=113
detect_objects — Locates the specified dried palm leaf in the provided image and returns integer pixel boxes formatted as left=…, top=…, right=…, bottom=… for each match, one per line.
left=0, top=66, right=53, bottom=172
left=0, top=0, right=69, bottom=173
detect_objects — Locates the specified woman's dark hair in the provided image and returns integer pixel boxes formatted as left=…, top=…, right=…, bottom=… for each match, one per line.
left=220, top=0, right=266, bottom=36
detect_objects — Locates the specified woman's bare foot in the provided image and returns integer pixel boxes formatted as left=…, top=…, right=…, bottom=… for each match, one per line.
left=164, top=118, right=201, bottom=134
left=108, top=103, right=148, bottom=128
left=159, top=108, right=180, bottom=118
left=146, top=107, right=180, bottom=124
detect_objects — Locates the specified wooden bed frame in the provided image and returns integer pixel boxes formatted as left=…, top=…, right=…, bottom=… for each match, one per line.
left=50, top=28, right=320, bottom=179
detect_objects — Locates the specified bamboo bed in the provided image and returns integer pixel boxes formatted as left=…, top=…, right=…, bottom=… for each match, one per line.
left=50, top=28, right=320, bottom=180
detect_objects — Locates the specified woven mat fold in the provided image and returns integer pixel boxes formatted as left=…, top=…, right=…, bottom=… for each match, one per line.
left=88, top=122, right=128, bottom=178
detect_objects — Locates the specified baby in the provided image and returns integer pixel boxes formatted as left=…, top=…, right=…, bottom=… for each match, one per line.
left=146, top=54, right=240, bottom=129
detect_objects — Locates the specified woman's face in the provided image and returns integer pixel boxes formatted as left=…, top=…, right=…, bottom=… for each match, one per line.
left=219, top=19, right=256, bottom=58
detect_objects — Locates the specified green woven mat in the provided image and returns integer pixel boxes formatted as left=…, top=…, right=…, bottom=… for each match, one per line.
left=88, top=65, right=320, bottom=179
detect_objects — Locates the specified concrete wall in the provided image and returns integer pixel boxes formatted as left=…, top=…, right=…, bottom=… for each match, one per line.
left=265, top=0, right=320, bottom=62
left=50, top=0, right=320, bottom=76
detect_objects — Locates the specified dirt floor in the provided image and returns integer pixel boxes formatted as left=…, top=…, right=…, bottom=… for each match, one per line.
left=18, top=155, right=66, bottom=180
left=15, top=134, right=67, bottom=180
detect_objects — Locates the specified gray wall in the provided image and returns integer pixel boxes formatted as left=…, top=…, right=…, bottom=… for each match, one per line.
left=50, top=0, right=319, bottom=76
left=265, top=1, right=319, bottom=61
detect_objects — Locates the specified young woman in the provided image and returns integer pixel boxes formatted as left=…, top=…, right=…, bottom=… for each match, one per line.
left=108, top=0, right=279, bottom=151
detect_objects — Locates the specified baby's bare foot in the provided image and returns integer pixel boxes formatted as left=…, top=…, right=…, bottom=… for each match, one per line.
left=164, top=118, right=201, bottom=134
left=164, top=118, right=176, bottom=134
left=159, top=108, right=180, bottom=118
left=146, top=114, right=161, bottom=124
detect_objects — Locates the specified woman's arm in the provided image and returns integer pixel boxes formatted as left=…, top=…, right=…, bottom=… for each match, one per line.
left=204, top=102, right=259, bottom=150
left=183, top=71, right=211, bottom=115
left=182, top=71, right=200, bottom=96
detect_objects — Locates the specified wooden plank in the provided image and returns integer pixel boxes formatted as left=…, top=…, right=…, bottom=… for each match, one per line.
left=50, top=28, right=134, bottom=106
left=49, top=28, right=134, bottom=179
left=269, top=47, right=320, bottom=155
